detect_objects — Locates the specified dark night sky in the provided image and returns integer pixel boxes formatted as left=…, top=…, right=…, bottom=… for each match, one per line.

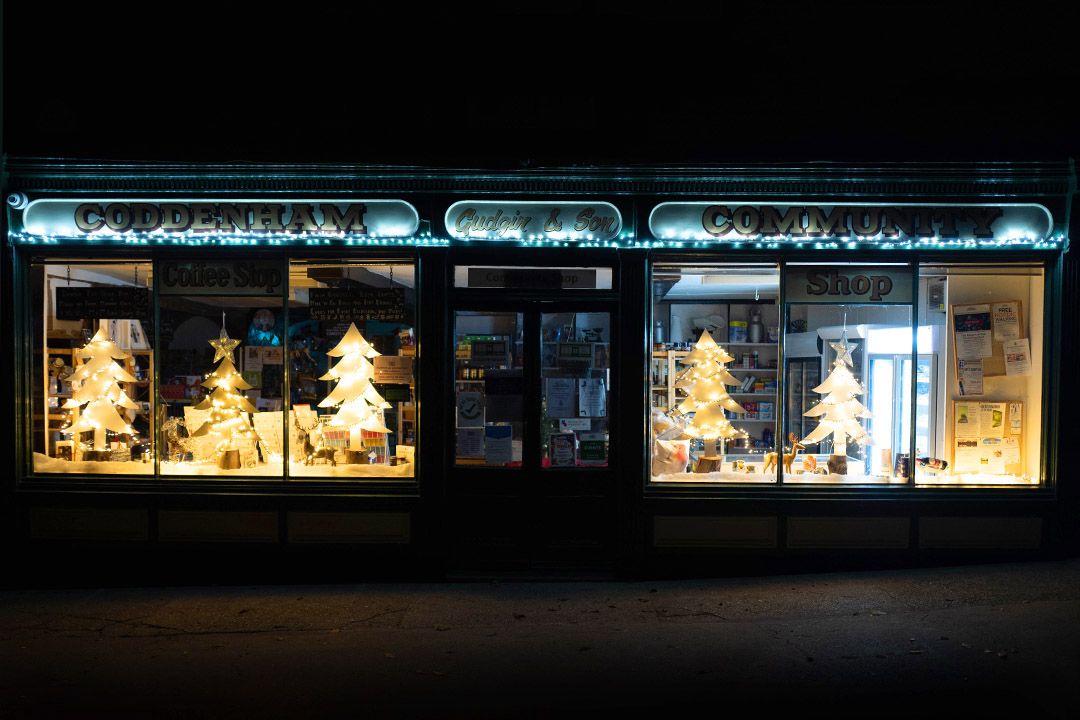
left=4, top=3, right=1078, bottom=168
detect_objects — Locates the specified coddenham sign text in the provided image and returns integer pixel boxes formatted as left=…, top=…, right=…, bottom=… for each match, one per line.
left=445, top=201, right=622, bottom=241
left=21, top=199, right=420, bottom=237
left=648, top=202, right=1054, bottom=242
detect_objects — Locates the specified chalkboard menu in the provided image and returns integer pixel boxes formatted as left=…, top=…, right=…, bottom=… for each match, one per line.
left=57, top=287, right=151, bottom=320
left=308, top=288, right=405, bottom=322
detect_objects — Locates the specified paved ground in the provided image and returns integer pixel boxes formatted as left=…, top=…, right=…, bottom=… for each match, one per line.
left=2, top=559, right=1079, bottom=719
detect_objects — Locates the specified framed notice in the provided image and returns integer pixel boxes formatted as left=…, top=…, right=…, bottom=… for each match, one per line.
left=952, top=300, right=1024, bottom=379
left=951, top=400, right=1022, bottom=475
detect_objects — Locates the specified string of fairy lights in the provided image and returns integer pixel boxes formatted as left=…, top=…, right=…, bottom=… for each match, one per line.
left=9, top=229, right=1065, bottom=249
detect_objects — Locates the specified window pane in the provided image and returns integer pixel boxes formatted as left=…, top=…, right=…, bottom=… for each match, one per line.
left=158, top=287, right=284, bottom=477
left=784, top=302, right=912, bottom=484
left=541, top=312, right=611, bottom=467
left=454, top=311, right=524, bottom=467
left=288, top=262, right=416, bottom=479
left=650, top=263, right=779, bottom=483
left=916, top=264, right=1043, bottom=486
left=32, top=260, right=155, bottom=475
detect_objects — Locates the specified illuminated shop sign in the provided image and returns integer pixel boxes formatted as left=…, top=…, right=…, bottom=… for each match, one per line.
left=649, top=202, right=1054, bottom=244
left=785, top=266, right=913, bottom=304
left=20, top=199, right=420, bottom=237
left=445, top=201, right=622, bottom=242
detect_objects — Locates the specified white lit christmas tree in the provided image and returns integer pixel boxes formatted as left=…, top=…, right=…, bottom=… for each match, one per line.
left=319, top=323, right=391, bottom=453
left=191, top=325, right=263, bottom=467
left=800, top=330, right=874, bottom=471
left=62, top=326, right=138, bottom=453
left=672, top=329, right=749, bottom=457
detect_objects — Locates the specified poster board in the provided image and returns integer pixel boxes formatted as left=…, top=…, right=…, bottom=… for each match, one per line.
left=951, top=400, right=1023, bottom=476
left=951, top=300, right=1024, bottom=379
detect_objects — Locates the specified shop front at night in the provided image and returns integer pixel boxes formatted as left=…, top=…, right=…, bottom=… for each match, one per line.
left=3, top=159, right=1076, bottom=581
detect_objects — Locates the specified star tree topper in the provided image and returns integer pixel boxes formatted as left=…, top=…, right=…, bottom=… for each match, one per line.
left=209, top=326, right=242, bottom=363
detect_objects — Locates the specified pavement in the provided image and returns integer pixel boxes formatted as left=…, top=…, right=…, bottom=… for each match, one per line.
left=2, top=558, right=1079, bottom=719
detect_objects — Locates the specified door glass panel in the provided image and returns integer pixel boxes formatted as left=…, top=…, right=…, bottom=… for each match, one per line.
left=453, top=311, right=524, bottom=467
left=541, top=312, right=611, bottom=467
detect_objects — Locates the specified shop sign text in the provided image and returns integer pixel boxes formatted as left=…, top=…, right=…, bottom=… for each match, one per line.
left=20, top=199, right=421, bottom=237
left=649, top=202, right=1054, bottom=242
left=445, top=201, right=622, bottom=241
left=785, top=266, right=913, bottom=304
left=159, top=261, right=282, bottom=295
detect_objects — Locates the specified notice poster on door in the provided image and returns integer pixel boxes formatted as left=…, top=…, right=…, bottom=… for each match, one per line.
left=456, top=392, right=484, bottom=427
left=578, top=378, right=606, bottom=417
left=953, top=304, right=993, bottom=360
left=578, top=433, right=607, bottom=466
left=457, top=428, right=484, bottom=457
left=484, top=425, right=513, bottom=464
left=546, top=378, right=576, bottom=417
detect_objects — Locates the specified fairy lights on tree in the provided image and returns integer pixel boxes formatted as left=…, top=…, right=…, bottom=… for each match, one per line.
left=62, top=327, right=138, bottom=453
left=318, top=323, right=391, bottom=454
left=191, top=325, right=263, bottom=468
left=672, top=329, right=748, bottom=458
left=800, top=330, right=874, bottom=472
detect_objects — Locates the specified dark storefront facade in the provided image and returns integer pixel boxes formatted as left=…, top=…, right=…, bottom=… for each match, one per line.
left=3, top=159, right=1076, bottom=582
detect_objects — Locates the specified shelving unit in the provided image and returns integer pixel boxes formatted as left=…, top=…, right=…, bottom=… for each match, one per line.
left=651, top=341, right=780, bottom=455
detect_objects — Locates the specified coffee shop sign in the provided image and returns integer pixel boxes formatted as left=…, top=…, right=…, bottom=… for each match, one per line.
left=20, top=199, right=421, bottom=237
left=445, top=201, right=622, bottom=241
left=649, top=202, right=1054, bottom=243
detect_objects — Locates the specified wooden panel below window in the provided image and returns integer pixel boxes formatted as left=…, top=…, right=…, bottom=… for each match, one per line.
left=653, top=515, right=778, bottom=548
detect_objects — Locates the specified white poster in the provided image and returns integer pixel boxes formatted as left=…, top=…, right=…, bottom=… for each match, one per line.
left=457, top=428, right=484, bottom=457
left=954, top=403, right=980, bottom=438
left=1003, top=338, right=1031, bottom=376
left=578, top=378, right=606, bottom=417
left=981, top=438, right=1005, bottom=474
left=545, top=378, right=576, bottom=417
left=957, top=359, right=984, bottom=396
left=979, top=402, right=1005, bottom=438
left=244, top=346, right=264, bottom=371
left=456, top=392, right=484, bottom=428
left=559, top=418, right=592, bottom=432
left=484, top=425, right=513, bottom=464
left=1003, top=436, right=1021, bottom=464
left=953, top=304, right=993, bottom=360
left=992, top=301, right=1021, bottom=340
left=1009, top=402, right=1023, bottom=436
left=953, top=438, right=982, bottom=472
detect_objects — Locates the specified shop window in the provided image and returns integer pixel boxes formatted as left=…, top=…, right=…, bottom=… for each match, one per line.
left=31, top=260, right=155, bottom=475
left=915, top=263, right=1044, bottom=486
left=287, top=261, right=416, bottom=479
left=784, top=295, right=913, bottom=484
left=649, top=263, right=780, bottom=482
left=157, top=263, right=287, bottom=477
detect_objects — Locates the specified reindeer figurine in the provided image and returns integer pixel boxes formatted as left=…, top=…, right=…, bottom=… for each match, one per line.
left=300, top=426, right=337, bottom=467
left=763, top=432, right=806, bottom=474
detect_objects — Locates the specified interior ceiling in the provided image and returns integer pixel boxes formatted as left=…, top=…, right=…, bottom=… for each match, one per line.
left=660, top=273, right=780, bottom=300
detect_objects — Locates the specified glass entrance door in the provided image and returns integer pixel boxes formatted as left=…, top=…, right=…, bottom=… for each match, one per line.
left=448, top=302, right=617, bottom=570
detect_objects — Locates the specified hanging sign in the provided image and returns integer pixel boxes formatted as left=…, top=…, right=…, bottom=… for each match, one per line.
left=784, top=266, right=913, bottom=304
left=467, top=268, right=597, bottom=289
left=445, top=201, right=622, bottom=241
left=20, top=199, right=419, bottom=237
left=56, top=287, right=151, bottom=320
left=308, top=288, right=405, bottom=322
left=649, top=202, right=1053, bottom=243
